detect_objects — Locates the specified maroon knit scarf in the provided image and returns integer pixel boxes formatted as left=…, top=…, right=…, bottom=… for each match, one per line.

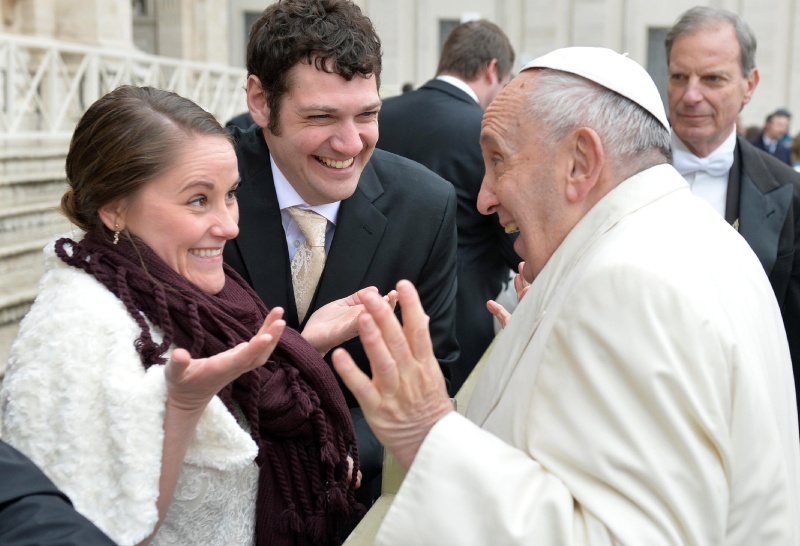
left=55, top=229, right=363, bottom=545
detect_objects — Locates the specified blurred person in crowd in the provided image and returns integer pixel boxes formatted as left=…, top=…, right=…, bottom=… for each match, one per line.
left=751, top=109, right=793, bottom=165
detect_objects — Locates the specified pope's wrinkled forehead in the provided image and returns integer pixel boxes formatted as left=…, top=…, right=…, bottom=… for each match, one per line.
left=480, top=70, right=538, bottom=146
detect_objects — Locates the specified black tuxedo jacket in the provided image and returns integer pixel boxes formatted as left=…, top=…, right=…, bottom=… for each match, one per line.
left=225, top=126, right=459, bottom=408
left=378, top=79, right=520, bottom=393
left=730, top=136, right=800, bottom=401
left=750, top=133, right=793, bottom=166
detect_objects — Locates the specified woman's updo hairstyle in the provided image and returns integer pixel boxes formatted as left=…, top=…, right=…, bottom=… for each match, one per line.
left=61, top=85, right=232, bottom=232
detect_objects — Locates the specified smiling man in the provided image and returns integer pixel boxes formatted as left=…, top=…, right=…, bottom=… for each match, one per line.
left=222, top=0, right=458, bottom=512
left=666, top=7, right=800, bottom=409
left=333, top=47, right=800, bottom=545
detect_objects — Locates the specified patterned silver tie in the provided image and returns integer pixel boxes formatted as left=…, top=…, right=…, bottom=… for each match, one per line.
left=287, top=207, right=327, bottom=322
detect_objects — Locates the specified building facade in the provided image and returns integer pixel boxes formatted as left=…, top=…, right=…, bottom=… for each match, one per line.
left=3, top=0, right=798, bottom=124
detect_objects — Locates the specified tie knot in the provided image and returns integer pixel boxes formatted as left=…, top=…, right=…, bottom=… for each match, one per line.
left=288, top=207, right=327, bottom=247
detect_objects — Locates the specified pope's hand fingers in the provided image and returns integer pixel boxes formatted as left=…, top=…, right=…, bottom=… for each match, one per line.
left=355, top=311, right=401, bottom=394
left=395, top=280, right=434, bottom=362
left=486, top=299, right=510, bottom=328
left=332, top=347, right=383, bottom=412
left=361, top=289, right=413, bottom=366
left=513, top=274, right=524, bottom=293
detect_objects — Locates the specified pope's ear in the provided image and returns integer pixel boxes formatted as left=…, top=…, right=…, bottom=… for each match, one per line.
left=565, top=127, right=603, bottom=203
left=247, top=75, right=271, bottom=129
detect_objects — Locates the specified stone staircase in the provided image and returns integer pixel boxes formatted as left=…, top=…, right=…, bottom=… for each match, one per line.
left=0, top=143, right=72, bottom=376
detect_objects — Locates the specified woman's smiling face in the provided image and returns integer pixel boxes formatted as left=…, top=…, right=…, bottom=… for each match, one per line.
left=117, top=134, right=241, bottom=295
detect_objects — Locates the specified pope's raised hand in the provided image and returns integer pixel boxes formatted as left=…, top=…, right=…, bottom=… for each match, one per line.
left=332, top=280, right=453, bottom=471
left=487, top=262, right=530, bottom=329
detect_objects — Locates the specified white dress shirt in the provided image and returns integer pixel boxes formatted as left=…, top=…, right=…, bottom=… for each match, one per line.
left=671, top=129, right=736, bottom=218
left=270, top=154, right=340, bottom=260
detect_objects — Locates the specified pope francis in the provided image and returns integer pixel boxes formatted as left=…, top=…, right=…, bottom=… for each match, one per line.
left=333, top=47, right=800, bottom=545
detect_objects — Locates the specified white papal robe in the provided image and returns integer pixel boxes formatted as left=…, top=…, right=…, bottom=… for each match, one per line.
left=376, top=164, right=800, bottom=546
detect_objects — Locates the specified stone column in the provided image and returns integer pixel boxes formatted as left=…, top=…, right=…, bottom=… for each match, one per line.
left=155, top=0, right=185, bottom=58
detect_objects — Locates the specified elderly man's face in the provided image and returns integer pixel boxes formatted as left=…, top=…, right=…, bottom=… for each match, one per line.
left=477, top=71, right=569, bottom=282
left=667, top=23, right=758, bottom=157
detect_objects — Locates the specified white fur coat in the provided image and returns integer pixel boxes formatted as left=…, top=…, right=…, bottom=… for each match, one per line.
left=1, top=237, right=259, bottom=545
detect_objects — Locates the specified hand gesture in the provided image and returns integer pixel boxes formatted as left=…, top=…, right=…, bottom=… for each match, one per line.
left=487, top=262, right=530, bottom=329
left=165, top=307, right=286, bottom=412
left=332, top=281, right=453, bottom=471
left=302, top=287, right=398, bottom=356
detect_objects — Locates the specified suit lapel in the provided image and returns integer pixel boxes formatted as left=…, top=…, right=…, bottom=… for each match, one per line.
left=315, top=161, right=387, bottom=306
left=233, top=128, right=297, bottom=323
left=736, top=138, right=792, bottom=276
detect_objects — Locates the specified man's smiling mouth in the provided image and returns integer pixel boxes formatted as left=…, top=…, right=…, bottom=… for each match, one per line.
left=316, top=156, right=354, bottom=169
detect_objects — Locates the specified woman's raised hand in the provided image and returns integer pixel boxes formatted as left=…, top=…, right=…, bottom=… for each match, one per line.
left=164, top=307, right=286, bottom=411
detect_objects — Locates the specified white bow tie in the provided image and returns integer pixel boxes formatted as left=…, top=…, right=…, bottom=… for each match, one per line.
left=672, top=147, right=733, bottom=177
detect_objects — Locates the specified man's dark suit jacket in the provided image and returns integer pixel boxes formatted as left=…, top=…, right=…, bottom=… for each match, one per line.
left=225, top=125, right=459, bottom=404
left=377, top=78, right=521, bottom=394
left=0, top=440, right=116, bottom=545
left=225, top=111, right=255, bottom=132
left=751, top=133, right=793, bottom=165
left=729, top=136, right=800, bottom=413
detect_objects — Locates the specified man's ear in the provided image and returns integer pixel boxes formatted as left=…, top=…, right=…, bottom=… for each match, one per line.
left=484, top=58, right=499, bottom=85
left=246, top=75, right=271, bottom=129
left=565, top=127, right=604, bottom=203
left=742, top=67, right=760, bottom=106
left=97, top=201, right=125, bottom=233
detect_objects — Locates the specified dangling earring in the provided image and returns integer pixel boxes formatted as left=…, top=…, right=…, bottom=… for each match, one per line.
left=113, top=224, right=120, bottom=245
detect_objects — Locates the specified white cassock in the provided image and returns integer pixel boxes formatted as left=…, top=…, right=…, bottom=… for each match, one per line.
left=376, top=164, right=800, bottom=546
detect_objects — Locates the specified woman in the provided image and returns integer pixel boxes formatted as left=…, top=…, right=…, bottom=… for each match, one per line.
left=1, top=85, right=375, bottom=546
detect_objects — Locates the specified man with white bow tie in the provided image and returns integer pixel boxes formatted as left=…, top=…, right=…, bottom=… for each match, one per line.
left=667, top=7, right=800, bottom=404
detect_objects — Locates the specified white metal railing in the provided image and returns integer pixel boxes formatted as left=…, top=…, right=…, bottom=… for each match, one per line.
left=0, top=33, right=248, bottom=141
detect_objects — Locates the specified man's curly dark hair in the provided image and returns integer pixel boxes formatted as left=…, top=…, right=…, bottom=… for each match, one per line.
left=246, top=0, right=383, bottom=136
